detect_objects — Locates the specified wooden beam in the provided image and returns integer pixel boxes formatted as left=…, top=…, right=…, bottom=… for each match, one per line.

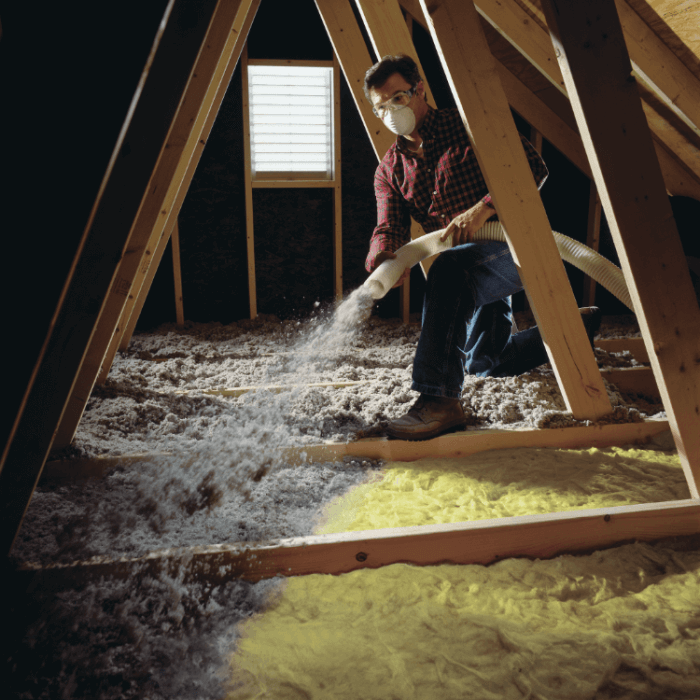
left=615, top=0, right=700, bottom=140
left=53, top=0, right=260, bottom=446
left=315, top=0, right=395, bottom=162
left=115, top=220, right=173, bottom=356
left=417, top=0, right=611, bottom=420
left=241, top=44, right=257, bottom=319
left=583, top=181, right=602, bottom=307
left=354, top=0, right=436, bottom=108
left=0, top=0, right=247, bottom=558
left=172, top=219, right=185, bottom=325
left=600, top=367, right=659, bottom=398
left=172, top=380, right=368, bottom=397
left=401, top=0, right=700, bottom=199
left=644, top=1, right=700, bottom=68
left=116, top=225, right=172, bottom=353
left=463, top=0, right=700, bottom=188
left=333, top=55, right=343, bottom=301
left=14, top=497, right=700, bottom=588
left=41, top=418, right=671, bottom=485
left=100, top=2, right=260, bottom=374
left=539, top=0, right=700, bottom=498
left=508, top=0, right=700, bottom=141
left=596, top=337, right=649, bottom=363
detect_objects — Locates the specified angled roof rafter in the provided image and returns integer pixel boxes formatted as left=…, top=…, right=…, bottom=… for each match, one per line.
left=442, top=0, right=700, bottom=190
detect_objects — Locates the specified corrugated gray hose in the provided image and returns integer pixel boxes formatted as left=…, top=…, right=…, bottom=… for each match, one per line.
left=363, top=221, right=632, bottom=310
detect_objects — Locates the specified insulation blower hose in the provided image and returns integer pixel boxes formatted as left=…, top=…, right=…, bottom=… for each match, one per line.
left=363, top=221, right=632, bottom=310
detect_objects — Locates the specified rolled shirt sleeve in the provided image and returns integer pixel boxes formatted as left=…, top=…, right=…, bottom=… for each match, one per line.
left=366, top=165, right=412, bottom=272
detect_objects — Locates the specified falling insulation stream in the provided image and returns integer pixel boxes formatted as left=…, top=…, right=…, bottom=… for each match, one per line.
left=364, top=222, right=632, bottom=310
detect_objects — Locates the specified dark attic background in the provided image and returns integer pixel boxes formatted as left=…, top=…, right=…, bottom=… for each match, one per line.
left=2, top=0, right=699, bottom=454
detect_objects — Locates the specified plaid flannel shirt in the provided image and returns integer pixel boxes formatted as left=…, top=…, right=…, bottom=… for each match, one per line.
left=366, top=107, right=549, bottom=271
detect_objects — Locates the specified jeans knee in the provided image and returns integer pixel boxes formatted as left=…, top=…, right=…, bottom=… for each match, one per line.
left=427, top=248, right=465, bottom=282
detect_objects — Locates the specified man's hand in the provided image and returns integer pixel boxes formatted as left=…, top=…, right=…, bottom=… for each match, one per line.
left=371, top=250, right=410, bottom=288
left=440, top=201, right=494, bottom=246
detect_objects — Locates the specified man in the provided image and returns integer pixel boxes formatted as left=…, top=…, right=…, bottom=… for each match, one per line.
left=364, top=54, right=600, bottom=441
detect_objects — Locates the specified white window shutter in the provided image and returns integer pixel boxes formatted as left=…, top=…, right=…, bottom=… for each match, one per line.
left=248, top=65, right=334, bottom=180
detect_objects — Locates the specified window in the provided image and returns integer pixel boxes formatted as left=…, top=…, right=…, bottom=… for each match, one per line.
left=248, top=64, right=335, bottom=180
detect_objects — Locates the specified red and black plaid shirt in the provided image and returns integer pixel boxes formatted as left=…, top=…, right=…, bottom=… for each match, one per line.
left=366, top=107, right=549, bottom=271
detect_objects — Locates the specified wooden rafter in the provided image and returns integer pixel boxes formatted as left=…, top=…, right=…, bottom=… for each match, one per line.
left=400, top=0, right=700, bottom=199
left=0, top=0, right=261, bottom=557
left=53, top=0, right=261, bottom=449
left=417, top=0, right=612, bottom=420
left=539, top=0, right=700, bottom=495
left=107, top=1, right=261, bottom=364
left=118, top=219, right=176, bottom=354
left=458, top=0, right=700, bottom=192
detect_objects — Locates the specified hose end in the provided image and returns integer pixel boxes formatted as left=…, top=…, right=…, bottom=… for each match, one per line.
left=363, top=279, right=386, bottom=299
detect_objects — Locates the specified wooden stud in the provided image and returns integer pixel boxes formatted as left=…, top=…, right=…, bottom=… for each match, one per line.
left=417, top=0, right=611, bottom=421
left=15, top=496, right=698, bottom=588
left=333, top=55, right=343, bottom=301
left=637, top=1, right=700, bottom=68
left=583, top=181, right=602, bottom=307
left=539, top=0, right=700, bottom=497
left=112, top=228, right=164, bottom=355
left=172, top=219, right=185, bottom=326
left=241, top=44, right=257, bottom=320
left=0, top=0, right=263, bottom=558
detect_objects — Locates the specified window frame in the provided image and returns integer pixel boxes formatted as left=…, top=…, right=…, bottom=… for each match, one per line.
left=245, top=58, right=338, bottom=186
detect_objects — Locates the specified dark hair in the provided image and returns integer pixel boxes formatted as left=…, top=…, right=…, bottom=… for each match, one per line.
left=363, top=54, right=422, bottom=100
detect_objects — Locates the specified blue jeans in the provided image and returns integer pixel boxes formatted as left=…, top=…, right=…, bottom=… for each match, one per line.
left=412, top=241, right=548, bottom=399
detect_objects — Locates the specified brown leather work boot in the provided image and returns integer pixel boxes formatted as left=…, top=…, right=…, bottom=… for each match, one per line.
left=386, top=395, right=467, bottom=441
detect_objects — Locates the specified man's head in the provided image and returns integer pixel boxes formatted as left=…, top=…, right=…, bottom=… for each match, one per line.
left=364, top=54, right=428, bottom=137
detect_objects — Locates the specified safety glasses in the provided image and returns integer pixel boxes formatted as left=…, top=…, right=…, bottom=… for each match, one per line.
left=372, top=86, right=418, bottom=117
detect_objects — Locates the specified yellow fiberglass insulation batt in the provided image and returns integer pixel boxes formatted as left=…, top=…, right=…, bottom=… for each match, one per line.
left=227, top=446, right=700, bottom=699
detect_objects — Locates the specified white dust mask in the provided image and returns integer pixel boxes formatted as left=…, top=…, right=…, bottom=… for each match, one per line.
left=382, top=105, right=416, bottom=136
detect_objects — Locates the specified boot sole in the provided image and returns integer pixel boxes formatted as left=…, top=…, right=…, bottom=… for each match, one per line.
left=385, top=420, right=468, bottom=442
